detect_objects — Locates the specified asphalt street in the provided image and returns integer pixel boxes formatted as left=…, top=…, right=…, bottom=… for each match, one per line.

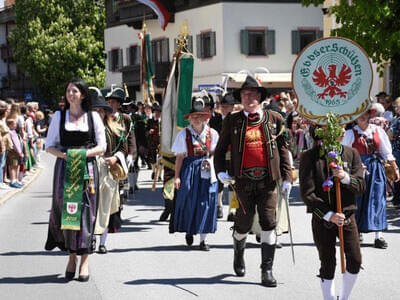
left=0, top=152, right=399, bottom=300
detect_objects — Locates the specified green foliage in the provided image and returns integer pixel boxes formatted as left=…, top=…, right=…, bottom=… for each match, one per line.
left=302, top=0, right=400, bottom=72
left=315, top=112, right=343, bottom=166
left=10, top=0, right=105, bottom=106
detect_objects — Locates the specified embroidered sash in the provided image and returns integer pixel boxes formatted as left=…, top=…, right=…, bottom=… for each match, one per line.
left=61, top=149, right=87, bottom=230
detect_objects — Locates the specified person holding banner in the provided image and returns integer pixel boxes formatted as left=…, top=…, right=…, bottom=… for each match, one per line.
left=300, top=126, right=365, bottom=300
left=45, top=78, right=106, bottom=282
left=170, top=98, right=219, bottom=251
left=214, top=74, right=292, bottom=287
left=342, top=110, right=399, bottom=248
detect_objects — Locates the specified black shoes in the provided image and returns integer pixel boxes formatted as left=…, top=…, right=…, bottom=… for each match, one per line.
left=261, top=243, right=277, bottom=287
left=374, top=237, right=388, bottom=249
left=98, top=245, right=107, bottom=254
left=65, top=270, right=75, bottom=281
left=185, top=234, right=194, bottom=246
left=233, top=237, right=246, bottom=277
left=78, top=274, right=90, bottom=282
left=217, top=206, right=223, bottom=219
left=227, top=212, right=235, bottom=222
left=199, top=241, right=210, bottom=251
left=65, top=259, right=77, bottom=281
left=261, top=270, right=277, bottom=287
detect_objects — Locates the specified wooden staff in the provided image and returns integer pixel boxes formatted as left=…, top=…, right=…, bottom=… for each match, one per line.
left=152, top=159, right=162, bottom=191
left=335, top=177, right=346, bottom=273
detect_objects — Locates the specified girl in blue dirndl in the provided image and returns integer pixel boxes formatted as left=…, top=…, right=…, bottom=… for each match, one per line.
left=342, top=110, right=399, bottom=249
left=171, top=98, right=219, bottom=251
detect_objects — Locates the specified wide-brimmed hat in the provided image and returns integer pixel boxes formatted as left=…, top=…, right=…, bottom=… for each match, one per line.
left=105, top=86, right=126, bottom=102
left=89, top=87, right=112, bottom=113
left=220, top=92, right=236, bottom=105
left=184, top=98, right=211, bottom=119
left=152, top=101, right=162, bottom=112
left=233, top=74, right=267, bottom=102
left=375, top=91, right=388, bottom=98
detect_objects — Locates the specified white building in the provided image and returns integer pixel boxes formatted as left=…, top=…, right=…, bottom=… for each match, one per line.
left=105, top=0, right=323, bottom=102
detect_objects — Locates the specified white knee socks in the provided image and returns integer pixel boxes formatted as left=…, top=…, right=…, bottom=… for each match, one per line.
left=320, top=278, right=335, bottom=300
left=233, top=231, right=248, bottom=241
left=339, top=271, right=358, bottom=300
left=260, top=230, right=276, bottom=245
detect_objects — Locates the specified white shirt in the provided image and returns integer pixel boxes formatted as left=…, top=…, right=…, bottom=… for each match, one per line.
left=341, top=124, right=394, bottom=161
left=171, top=125, right=219, bottom=155
left=45, top=110, right=106, bottom=152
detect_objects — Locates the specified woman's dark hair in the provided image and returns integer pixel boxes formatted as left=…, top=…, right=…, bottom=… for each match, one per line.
left=64, top=77, right=91, bottom=112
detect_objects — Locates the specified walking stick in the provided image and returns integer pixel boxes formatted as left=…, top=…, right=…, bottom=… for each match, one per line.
left=152, top=158, right=162, bottom=191
left=335, top=177, right=346, bottom=273
left=284, top=189, right=295, bottom=264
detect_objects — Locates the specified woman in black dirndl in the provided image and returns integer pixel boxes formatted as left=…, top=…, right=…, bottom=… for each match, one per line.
left=45, top=78, right=106, bottom=281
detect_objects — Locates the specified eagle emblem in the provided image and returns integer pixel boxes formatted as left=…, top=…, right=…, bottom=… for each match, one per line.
left=312, top=64, right=352, bottom=99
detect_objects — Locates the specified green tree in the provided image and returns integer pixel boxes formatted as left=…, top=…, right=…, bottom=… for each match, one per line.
left=302, top=0, right=400, bottom=97
left=10, top=0, right=105, bottom=106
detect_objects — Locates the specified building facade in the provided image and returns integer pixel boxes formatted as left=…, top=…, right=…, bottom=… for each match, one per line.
left=105, top=0, right=323, bottom=102
left=0, top=0, right=35, bottom=100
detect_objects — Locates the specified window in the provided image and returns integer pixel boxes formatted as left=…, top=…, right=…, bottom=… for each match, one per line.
left=240, top=29, right=275, bottom=56
left=108, top=48, right=123, bottom=72
left=151, top=38, right=170, bottom=63
left=292, top=30, right=322, bottom=54
left=196, top=31, right=216, bottom=59
left=174, top=35, right=193, bottom=54
left=126, top=45, right=140, bottom=66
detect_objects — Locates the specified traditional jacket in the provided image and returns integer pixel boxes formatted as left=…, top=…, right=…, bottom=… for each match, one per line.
left=214, top=109, right=292, bottom=182
left=299, top=145, right=365, bottom=219
left=114, top=112, right=137, bottom=159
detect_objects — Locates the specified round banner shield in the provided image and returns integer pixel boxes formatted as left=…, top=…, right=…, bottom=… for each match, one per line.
left=292, top=37, right=373, bottom=125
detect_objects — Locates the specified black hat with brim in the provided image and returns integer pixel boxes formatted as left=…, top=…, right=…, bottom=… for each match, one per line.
left=105, top=87, right=125, bottom=102
left=184, top=98, right=211, bottom=119
left=233, top=74, right=267, bottom=102
left=221, top=92, right=236, bottom=105
left=375, top=91, right=388, bottom=98
left=90, top=87, right=113, bottom=113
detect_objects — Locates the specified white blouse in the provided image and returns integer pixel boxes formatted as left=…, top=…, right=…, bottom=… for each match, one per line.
left=45, top=110, right=106, bottom=152
left=342, top=124, right=394, bottom=161
left=171, top=125, right=219, bottom=155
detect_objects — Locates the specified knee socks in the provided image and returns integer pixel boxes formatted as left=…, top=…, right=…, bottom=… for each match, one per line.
left=261, top=230, right=276, bottom=245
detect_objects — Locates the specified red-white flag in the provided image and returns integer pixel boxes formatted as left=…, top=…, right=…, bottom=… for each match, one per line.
left=137, top=0, right=171, bottom=30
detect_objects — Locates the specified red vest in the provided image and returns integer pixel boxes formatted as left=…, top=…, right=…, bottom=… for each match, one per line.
left=352, top=128, right=380, bottom=155
left=242, top=122, right=268, bottom=168
left=185, top=128, right=211, bottom=157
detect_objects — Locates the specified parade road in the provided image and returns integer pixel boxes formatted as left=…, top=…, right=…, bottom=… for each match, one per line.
left=0, top=152, right=399, bottom=300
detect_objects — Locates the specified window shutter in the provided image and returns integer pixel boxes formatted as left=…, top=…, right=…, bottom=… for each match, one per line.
left=240, top=29, right=249, bottom=55
left=196, top=34, right=202, bottom=58
left=210, top=31, right=216, bottom=56
left=118, top=48, right=123, bottom=69
left=188, top=35, right=193, bottom=53
left=266, top=30, right=275, bottom=55
left=162, top=38, right=169, bottom=62
left=107, top=50, right=112, bottom=71
left=317, top=30, right=323, bottom=39
left=136, top=46, right=141, bottom=66
left=291, top=30, right=300, bottom=54
left=126, top=47, right=131, bottom=66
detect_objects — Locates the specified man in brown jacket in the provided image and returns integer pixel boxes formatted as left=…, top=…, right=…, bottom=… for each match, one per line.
left=300, top=127, right=365, bottom=300
left=214, top=74, right=292, bottom=287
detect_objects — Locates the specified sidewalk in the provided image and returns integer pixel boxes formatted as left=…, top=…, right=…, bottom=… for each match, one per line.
left=0, top=166, right=43, bottom=207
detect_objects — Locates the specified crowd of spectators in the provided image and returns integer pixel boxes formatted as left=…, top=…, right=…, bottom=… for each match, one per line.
left=0, top=99, right=49, bottom=189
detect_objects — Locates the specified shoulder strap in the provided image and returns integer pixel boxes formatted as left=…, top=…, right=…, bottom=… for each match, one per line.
left=59, top=110, right=66, bottom=146
left=87, top=111, right=96, bottom=145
